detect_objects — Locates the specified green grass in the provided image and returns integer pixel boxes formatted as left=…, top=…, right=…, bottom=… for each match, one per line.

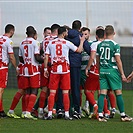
left=0, top=89, right=133, bottom=133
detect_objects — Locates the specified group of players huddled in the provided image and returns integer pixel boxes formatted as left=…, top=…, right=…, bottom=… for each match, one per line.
left=0, top=20, right=133, bottom=122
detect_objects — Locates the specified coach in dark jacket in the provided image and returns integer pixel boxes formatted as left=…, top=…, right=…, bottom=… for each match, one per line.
left=67, top=20, right=91, bottom=119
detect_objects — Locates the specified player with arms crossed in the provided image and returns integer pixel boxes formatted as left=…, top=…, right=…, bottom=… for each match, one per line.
left=96, top=25, right=132, bottom=122
left=44, top=26, right=85, bottom=120
left=0, top=24, right=18, bottom=118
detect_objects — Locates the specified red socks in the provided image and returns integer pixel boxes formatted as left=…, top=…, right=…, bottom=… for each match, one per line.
left=10, top=92, right=22, bottom=110
left=86, top=91, right=96, bottom=106
left=63, top=93, right=70, bottom=111
left=27, top=94, right=37, bottom=112
left=39, top=91, right=46, bottom=108
left=108, top=93, right=116, bottom=108
left=48, top=92, right=56, bottom=111
left=0, top=99, right=3, bottom=111
left=22, top=94, right=26, bottom=112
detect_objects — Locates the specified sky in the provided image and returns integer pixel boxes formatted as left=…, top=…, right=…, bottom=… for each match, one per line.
left=0, top=0, right=132, bottom=46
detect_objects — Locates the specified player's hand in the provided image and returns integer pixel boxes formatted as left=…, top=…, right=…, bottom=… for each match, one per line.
left=79, top=35, right=85, bottom=44
left=16, top=67, right=19, bottom=76
left=85, top=68, right=89, bottom=77
left=44, top=70, right=49, bottom=78
left=127, top=72, right=133, bottom=83
left=121, top=74, right=127, bottom=82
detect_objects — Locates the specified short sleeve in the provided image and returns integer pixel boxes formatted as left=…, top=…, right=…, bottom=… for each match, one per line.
left=114, top=44, right=120, bottom=55
left=34, top=41, right=40, bottom=55
left=91, top=42, right=97, bottom=52
left=96, top=44, right=100, bottom=55
left=7, top=40, right=14, bottom=54
left=45, top=43, right=50, bottom=55
left=66, top=41, right=77, bottom=52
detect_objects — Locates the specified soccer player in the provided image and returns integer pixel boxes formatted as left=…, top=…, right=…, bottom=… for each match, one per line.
left=66, top=20, right=91, bottom=119
left=85, top=26, right=104, bottom=118
left=96, top=25, right=133, bottom=122
left=0, top=24, right=18, bottom=118
left=43, top=27, right=51, bottom=38
left=7, top=30, right=38, bottom=119
left=44, top=26, right=85, bottom=120
left=19, top=26, right=43, bottom=120
left=80, top=27, right=92, bottom=117
left=38, top=24, right=60, bottom=118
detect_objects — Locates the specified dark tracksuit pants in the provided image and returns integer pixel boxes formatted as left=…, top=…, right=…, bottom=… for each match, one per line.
left=70, top=67, right=81, bottom=113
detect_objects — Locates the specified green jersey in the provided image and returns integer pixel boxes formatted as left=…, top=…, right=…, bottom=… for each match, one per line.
left=96, top=39, right=120, bottom=69
left=81, top=41, right=92, bottom=70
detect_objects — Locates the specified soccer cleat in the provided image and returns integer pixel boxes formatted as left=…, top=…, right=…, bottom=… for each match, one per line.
left=24, top=113, right=37, bottom=120
left=31, top=109, right=38, bottom=117
left=21, top=113, right=25, bottom=118
left=0, top=111, right=7, bottom=118
left=80, top=113, right=85, bottom=118
left=121, top=115, right=133, bottom=122
left=45, top=115, right=53, bottom=120
left=98, top=116, right=107, bottom=122
left=64, top=115, right=73, bottom=120
left=82, top=106, right=90, bottom=116
left=109, top=108, right=116, bottom=118
left=7, top=112, right=20, bottom=119
left=88, top=113, right=93, bottom=119
left=57, top=109, right=64, bottom=119
left=73, top=111, right=81, bottom=119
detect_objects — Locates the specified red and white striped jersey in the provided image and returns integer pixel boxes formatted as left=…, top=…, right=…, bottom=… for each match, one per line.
left=0, top=35, right=14, bottom=69
left=42, top=35, right=57, bottom=53
left=19, top=37, right=40, bottom=76
left=45, top=38, right=78, bottom=74
left=89, top=40, right=102, bottom=75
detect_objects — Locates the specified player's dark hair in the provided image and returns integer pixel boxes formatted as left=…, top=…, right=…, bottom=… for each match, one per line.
left=5, top=24, right=15, bottom=33
left=81, top=27, right=90, bottom=33
left=96, top=29, right=104, bottom=38
left=44, top=27, right=51, bottom=32
left=58, top=27, right=67, bottom=35
left=105, top=25, right=114, bottom=36
left=72, top=20, right=81, bottom=30
left=51, top=24, right=60, bottom=33
left=26, top=26, right=36, bottom=37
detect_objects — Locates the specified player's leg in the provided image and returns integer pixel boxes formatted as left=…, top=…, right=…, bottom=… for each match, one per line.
left=7, top=89, right=25, bottom=118
left=38, top=86, right=48, bottom=119
left=115, top=89, right=132, bottom=121
left=0, top=68, right=8, bottom=118
left=46, top=73, right=59, bottom=120
left=61, top=73, right=72, bottom=120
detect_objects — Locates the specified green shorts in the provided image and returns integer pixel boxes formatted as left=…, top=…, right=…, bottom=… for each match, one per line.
left=99, top=69, right=122, bottom=90
left=80, top=70, right=87, bottom=89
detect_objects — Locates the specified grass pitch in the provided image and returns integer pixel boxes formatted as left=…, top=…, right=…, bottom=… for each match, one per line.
left=0, top=89, right=133, bottom=133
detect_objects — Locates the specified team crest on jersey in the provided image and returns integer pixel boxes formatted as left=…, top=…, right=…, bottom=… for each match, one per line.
left=10, top=41, right=13, bottom=45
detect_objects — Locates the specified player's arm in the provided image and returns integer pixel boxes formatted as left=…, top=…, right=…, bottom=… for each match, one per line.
left=115, top=55, right=127, bottom=82
left=76, top=35, right=85, bottom=53
left=85, top=51, right=96, bottom=77
left=9, top=53, right=19, bottom=75
left=96, top=55, right=100, bottom=71
left=35, top=54, right=44, bottom=64
left=127, top=71, right=133, bottom=82
left=44, top=54, right=49, bottom=78
left=83, top=40, right=91, bottom=55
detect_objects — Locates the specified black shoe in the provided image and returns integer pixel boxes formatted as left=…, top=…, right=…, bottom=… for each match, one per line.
left=65, top=115, right=73, bottom=120
left=45, top=115, right=52, bottom=120
left=0, top=111, right=7, bottom=118
left=73, top=111, right=81, bottom=119
left=57, top=109, right=64, bottom=119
